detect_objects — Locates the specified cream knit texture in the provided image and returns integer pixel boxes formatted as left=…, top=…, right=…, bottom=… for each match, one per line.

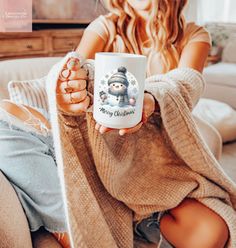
left=46, top=52, right=236, bottom=248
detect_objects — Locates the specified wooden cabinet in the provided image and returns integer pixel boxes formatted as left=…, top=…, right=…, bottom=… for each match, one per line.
left=0, top=29, right=84, bottom=60
left=52, top=35, right=82, bottom=52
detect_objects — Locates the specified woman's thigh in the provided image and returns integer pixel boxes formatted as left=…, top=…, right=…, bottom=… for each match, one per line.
left=0, top=120, right=57, bottom=190
left=160, top=198, right=229, bottom=248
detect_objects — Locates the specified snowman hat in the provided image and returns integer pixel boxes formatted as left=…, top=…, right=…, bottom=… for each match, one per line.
left=108, top=66, right=129, bottom=87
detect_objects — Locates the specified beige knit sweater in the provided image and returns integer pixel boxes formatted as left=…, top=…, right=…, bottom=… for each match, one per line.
left=46, top=52, right=236, bottom=248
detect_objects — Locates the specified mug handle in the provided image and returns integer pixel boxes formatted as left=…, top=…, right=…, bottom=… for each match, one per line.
left=81, top=59, right=95, bottom=80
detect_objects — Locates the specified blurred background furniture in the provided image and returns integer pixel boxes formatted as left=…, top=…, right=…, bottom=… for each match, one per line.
left=0, top=0, right=106, bottom=61
left=0, top=29, right=84, bottom=60
left=203, top=62, right=236, bottom=108
left=203, top=23, right=236, bottom=109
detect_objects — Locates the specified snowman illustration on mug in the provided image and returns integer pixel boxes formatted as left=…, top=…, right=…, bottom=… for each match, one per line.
left=98, top=66, right=139, bottom=109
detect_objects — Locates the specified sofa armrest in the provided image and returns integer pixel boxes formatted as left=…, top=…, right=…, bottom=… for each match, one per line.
left=0, top=171, right=32, bottom=248
left=0, top=57, right=62, bottom=101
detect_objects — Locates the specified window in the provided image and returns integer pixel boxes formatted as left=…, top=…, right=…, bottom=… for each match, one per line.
left=185, top=0, right=236, bottom=24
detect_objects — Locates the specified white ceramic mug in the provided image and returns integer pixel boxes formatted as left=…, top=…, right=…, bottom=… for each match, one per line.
left=93, top=52, right=147, bottom=129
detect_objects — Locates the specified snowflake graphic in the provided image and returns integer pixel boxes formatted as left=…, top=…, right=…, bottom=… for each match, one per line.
left=105, top=74, right=109, bottom=78
left=130, top=80, right=136, bottom=86
left=101, top=80, right=106, bottom=85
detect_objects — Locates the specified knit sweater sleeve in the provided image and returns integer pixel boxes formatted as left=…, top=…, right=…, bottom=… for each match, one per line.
left=144, top=67, right=236, bottom=212
left=144, top=67, right=205, bottom=112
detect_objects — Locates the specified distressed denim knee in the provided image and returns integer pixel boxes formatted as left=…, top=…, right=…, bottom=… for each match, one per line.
left=0, top=116, right=67, bottom=233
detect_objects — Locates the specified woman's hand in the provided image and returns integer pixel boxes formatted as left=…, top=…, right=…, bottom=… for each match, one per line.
left=56, top=57, right=90, bottom=115
left=95, top=92, right=157, bottom=136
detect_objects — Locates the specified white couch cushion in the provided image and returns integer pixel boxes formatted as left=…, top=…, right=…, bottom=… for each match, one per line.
left=193, top=98, right=236, bottom=143
left=0, top=57, right=62, bottom=101
left=203, top=62, right=236, bottom=87
left=8, top=77, right=49, bottom=119
left=222, top=35, right=236, bottom=63
left=203, top=62, right=236, bottom=108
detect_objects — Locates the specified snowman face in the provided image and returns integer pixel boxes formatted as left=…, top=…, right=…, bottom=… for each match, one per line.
left=109, top=82, right=127, bottom=94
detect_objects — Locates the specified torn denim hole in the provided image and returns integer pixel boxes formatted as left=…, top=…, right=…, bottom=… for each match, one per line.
left=0, top=105, right=50, bottom=137
left=133, top=211, right=170, bottom=248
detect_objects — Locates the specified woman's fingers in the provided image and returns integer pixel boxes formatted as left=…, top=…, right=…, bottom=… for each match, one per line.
left=99, top=125, right=114, bottom=134
left=68, top=68, right=88, bottom=80
left=55, top=57, right=92, bottom=115
left=142, top=93, right=155, bottom=119
left=95, top=123, right=101, bottom=130
left=57, top=89, right=87, bottom=105
left=59, top=68, right=87, bottom=81
left=95, top=121, right=143, bottom=136
left=94, top=95, right=156, bottom=136
left=141, top=111, right=148, bottom=124
left=95, top=123, right=114, bottom=133
left=58, top=80, right=87, bottom=94
left=59, top=96, right=90, bottom=115
left=95, top=120, right=144, bottom=136
left=119, top=121, right=143, bottom=136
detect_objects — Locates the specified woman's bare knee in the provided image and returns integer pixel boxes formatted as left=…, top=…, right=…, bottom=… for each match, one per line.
left=159, top=199, right=229, bottom=248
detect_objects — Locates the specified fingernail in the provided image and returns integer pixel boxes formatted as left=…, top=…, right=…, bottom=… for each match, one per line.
left=119, top=131, right=125, bottom=136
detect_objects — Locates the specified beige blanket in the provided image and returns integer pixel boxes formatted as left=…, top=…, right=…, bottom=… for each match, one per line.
left=46, top=52, right=236, bottom=248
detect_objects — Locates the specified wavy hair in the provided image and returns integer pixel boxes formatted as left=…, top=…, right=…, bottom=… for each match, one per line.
left=99, top=0, right=188, bottom=72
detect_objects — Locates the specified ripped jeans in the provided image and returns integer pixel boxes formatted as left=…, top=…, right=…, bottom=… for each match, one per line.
left=134, top=211, right=173, bottom=248
left=0, top=104, right=68, bottom=233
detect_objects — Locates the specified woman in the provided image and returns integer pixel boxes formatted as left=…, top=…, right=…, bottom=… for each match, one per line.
left=55, top=0, right=232, bottom=247
left=0, top=0, right=232, bottom=248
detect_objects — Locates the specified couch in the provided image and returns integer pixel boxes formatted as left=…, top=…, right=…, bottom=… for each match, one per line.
left=202, top=22, right=236, bottom=184
left=0, top=57, right=235, bottom=248
left=203, top=61, right=236, bottom=183
left=203, top=62, right=236, bottom=109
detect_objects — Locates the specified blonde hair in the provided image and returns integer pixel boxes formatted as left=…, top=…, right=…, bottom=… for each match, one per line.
left=100, top=0, right=188, bottom=73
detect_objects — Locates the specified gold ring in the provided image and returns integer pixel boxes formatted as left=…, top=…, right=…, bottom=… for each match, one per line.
left=59, top=69, right=71, bottom=81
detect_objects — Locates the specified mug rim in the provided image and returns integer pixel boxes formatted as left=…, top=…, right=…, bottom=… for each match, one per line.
left=95, top=52, right=146, bottom=59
